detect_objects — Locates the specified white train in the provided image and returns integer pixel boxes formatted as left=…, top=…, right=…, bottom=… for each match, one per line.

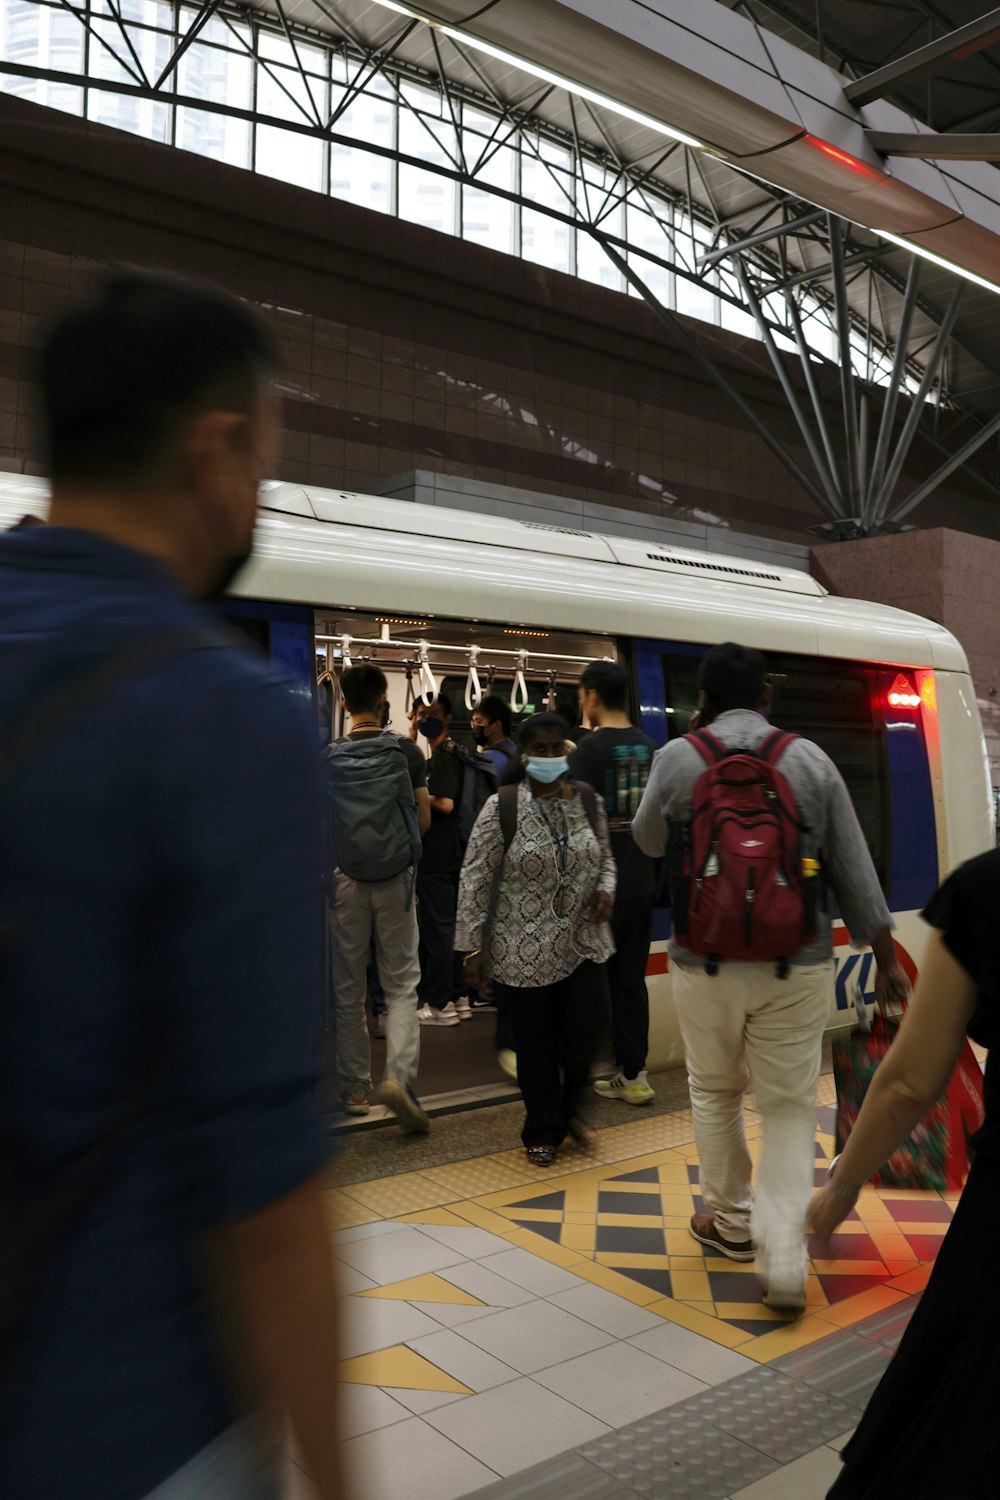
left=3, top=471, right=992, bottom=1070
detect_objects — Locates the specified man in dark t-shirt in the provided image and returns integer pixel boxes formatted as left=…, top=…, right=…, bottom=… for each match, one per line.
left=411, top=693, right=467, bottom=1025
left=570, top=660, right=657, bottom=1104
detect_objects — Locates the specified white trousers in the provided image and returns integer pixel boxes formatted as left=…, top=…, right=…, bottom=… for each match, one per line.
left=672, top=960, right=831, bottom=1270
left=331, top=867, right=421, bottom=1092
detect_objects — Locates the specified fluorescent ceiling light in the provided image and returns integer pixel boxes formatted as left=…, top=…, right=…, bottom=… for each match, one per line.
left=875, top=228, right=1000, bottom=297
left=370, top=0, right=708, bottom=150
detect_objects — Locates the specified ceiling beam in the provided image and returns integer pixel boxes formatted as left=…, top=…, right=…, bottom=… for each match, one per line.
left=696, top=208, right=823, bottom=269
left=845, top=7, right=1000, bottom=109
left=868, top=130, right=1000, bottom=160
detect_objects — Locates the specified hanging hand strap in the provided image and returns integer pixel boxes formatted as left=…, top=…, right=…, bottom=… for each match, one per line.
left=465, top=645, right=482, bottom=711
left=417, top=640, right=437, bottom=704
left=510, top=650, right=529, bottom=712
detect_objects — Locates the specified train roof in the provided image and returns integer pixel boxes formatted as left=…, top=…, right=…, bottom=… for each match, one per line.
left=0, top=472, right=969, bottom=673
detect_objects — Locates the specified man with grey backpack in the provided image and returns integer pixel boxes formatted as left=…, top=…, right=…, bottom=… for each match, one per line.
left=323, top=665, right=432, bottom=1133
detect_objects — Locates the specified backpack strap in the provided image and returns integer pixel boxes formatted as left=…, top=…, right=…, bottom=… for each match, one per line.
left=0, top=628, right=224, bottom=796
left=756, top=728, right=798, bottom=766
left=684, top=728, right=727, bottom=767
left=572, top=780, right=601, bottom=841
left=498, top=783, right=519, bottom=852
left=0, top=625, right=230, bottom=1436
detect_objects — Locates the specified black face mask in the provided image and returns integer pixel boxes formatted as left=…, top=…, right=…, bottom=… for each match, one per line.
left=473, top=726, right=489, bottom=747
left=201, top=548, right=253, bottom=602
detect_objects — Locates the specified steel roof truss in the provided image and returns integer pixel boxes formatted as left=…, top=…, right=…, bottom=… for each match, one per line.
left=845, top=7, right=1000, bottom=108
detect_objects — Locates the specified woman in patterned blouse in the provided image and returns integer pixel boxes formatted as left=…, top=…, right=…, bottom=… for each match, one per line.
left=457, top=714, right=617, bottom=1166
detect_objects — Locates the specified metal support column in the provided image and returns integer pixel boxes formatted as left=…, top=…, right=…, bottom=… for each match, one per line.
left=592, top=233, right=841, bottom=521
left=864, top=255, right=921, bottom=527
left=827, top=215, right=864, bottom=516
left=735, top=258, right=845, bottom=518
left=888, top=410, right=1000, bottom=524
left=871, top=280, right=965, bottom=524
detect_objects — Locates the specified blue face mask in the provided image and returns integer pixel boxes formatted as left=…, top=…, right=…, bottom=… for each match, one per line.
left=418, top=716, right=444, bottom=740
left=526, top=755, right=569, bottom=784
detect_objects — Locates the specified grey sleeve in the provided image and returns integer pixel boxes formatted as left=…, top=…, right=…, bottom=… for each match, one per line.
left=631, top=740, right=687, bottom=857
left=820, top=760, right=894, bottom=948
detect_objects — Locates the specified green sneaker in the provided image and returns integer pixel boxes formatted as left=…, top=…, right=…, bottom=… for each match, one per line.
left=593, top=1072, right=655, bottom=1106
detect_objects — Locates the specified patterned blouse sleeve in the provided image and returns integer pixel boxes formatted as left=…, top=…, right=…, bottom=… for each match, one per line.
left=455, top=794, right=505, bottom=951
left=592, top=793, right=617, bottom=901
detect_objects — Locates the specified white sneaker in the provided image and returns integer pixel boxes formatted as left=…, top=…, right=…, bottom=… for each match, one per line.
left=417, top=1003, right=461, bottom=1027
left=454, top=995, right=473, bottom=1021
left=593, top=1071, right=655, bottom=1106
left=759, top=1234, right=808, bottom=1315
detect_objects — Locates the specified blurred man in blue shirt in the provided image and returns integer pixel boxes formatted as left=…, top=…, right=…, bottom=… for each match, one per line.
left=0, top=272, right=343, bottom=1499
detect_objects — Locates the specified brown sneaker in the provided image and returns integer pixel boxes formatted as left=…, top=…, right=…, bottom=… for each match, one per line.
left=689, top=1212, right=755, bottom=1262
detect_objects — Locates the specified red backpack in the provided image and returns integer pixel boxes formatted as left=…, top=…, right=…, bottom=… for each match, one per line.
left=675, top=727, right=816, bottom=972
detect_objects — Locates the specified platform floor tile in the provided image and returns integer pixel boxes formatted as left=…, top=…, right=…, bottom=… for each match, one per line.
left=321, top=1101, right=946, bottom=1500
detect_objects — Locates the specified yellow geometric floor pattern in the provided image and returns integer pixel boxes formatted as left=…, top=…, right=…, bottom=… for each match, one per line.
left=327, top=1078, right=955, bottom=1390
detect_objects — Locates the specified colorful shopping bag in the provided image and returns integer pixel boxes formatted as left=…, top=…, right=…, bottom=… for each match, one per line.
left=832, top=1010, right=985, bottom=1191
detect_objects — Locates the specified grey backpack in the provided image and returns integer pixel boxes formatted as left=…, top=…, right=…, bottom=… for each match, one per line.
left=321, top=732, right=421, bottom=883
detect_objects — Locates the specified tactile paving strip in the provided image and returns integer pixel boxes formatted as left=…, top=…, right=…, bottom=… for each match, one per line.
left=847, top=1295, right=918, bottom=1350
left=676, top=1364, right=860, bottom=1464
left=578, top=1408, right=779, bottom=1499
left=771, top=1326, right=893, bottom=1407
left=467, top=1452, right=639, bottom=1499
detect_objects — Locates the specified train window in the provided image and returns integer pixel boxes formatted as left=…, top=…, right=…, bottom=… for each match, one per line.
left=661, top=651, right=889, bottom=892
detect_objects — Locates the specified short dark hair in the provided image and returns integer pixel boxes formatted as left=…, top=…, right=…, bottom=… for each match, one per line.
left=698, top=643, right=767, bottom=713
left=341, top=663, right=388, bottom=715
left=475, top=694, right=511, bottom=736
left=516, top=711, right=569, bottom=748
left=38, top=268, right=278, bottom=489
left=581, top=660, right=628, bottom=712
left=423, top=692, right=452, bottom=717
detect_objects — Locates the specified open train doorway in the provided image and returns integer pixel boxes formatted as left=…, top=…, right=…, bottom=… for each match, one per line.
left=314, top=604, right=617, bottom=1117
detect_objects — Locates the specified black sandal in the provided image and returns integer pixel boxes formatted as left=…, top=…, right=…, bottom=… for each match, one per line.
left=526, top=1144, right=557, bottom=1167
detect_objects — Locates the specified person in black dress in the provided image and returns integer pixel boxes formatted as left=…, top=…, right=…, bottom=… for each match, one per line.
left=807, top=848, right=998, bottom=1500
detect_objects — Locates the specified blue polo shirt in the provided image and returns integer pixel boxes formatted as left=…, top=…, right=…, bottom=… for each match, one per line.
left=0, top=527, right=328, bottom=1499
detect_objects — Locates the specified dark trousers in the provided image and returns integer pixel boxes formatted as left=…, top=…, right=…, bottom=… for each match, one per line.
left=417, top=869, right=464, bottom=1010
left=495, top=984, right=514, bottom=1052
left=608, top=894, right=654, bottom=1076
left=497, top=961, right=610, bottom=1148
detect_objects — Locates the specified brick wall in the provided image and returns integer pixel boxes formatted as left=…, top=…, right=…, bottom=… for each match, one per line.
left=812, top=529, right=1000, bottom=776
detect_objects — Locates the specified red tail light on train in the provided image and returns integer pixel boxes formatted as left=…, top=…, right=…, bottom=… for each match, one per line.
left=887, top=673, right=921, bottom=709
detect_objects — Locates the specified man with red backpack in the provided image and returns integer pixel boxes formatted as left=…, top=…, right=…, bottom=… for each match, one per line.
left=633, top=642, right=908, bottom=1313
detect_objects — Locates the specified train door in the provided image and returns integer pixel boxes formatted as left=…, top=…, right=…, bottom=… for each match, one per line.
left=220, top=597, right=317, bottom=706
left=313, top=607, right=616, bottom=1109
left=631, top=639, right=939, bottom=1067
